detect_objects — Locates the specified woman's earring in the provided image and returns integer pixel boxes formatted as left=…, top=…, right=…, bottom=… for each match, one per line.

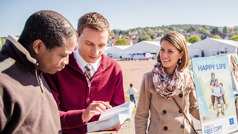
left=179, top=59, right=181, bottom=63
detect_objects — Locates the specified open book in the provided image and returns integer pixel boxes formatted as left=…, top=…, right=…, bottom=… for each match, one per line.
left=87, top=102, right=135, bottom=133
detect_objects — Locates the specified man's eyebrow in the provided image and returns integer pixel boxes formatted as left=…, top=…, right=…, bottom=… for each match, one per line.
left=85, top=40, right=93, bottom=44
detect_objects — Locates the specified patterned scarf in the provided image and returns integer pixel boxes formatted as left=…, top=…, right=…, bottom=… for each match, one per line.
left=152, top=62, right=186, bottom=99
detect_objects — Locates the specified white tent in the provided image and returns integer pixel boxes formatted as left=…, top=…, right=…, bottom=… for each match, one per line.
left=188, top=38, right=238, bottom=58
left=123, top=41, right=160, bottom=54
left=187, top=42, right=192, bottom=46
left=104, top=45, right=130, bottom=59
left=122, top=41, right=160, bottom=60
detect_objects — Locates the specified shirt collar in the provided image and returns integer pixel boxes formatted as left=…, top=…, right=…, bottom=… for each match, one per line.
left=73, top=48, right=101, bottom=72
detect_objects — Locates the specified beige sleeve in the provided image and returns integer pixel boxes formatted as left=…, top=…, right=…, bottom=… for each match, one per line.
left=135, top=73, right=151, bottom=134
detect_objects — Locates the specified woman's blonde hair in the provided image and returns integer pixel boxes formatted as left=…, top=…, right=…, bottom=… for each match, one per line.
left=157, top=31, right=189, bottom=72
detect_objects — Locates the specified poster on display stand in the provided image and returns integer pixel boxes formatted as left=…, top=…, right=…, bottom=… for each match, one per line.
left=192, top=55, right=238, bottom=134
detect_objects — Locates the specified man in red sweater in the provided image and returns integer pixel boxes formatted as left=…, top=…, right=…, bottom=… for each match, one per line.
left=44, top=12, right=125, bottom=134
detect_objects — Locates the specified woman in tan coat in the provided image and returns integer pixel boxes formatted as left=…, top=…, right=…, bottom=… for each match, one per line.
left=135, top=31, right=200, bottom=134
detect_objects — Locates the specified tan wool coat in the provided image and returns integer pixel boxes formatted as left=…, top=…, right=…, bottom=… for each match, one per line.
left=135, top=69, right=200, bottom=134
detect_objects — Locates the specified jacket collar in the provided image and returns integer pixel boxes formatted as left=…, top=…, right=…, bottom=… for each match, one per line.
left=69, top=53, right=111, bottom=76
left=2, top=36, right=46, bottom=92
left=95, top=54, right=111, bottom=77
left=2, top=35, right=38, bottom=74
left=7, top=35, right=37, bottom=64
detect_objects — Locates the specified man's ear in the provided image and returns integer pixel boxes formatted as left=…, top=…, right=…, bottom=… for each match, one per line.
left=32, top=40, right=45, bottom=54
left=76, top=30, right=80, bottom=42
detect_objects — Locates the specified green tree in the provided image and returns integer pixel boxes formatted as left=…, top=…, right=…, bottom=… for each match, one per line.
left=198, top=27, right=205, bottom=34
left=0, top=37, right=5, bottom=45
left=138, top=35, right=152, bottom=42
left=115, top=29, right=120, bottom=35
left=187, top=26, right=197, bottom=33
left=187, top=36, right=201, bottom=43
left=222, top=26, right=229, bottom=33
left=230, top=35, right=238, bottom=42
left=213, top=35, right=222, bottom=39
left=142, top=30, right=147, bottom=35
left=137, top=29, right=143, bottom=35
left=164, top=28, right=169, bottom=33
left=202, top=25, right=209, bottom=30
left=119, top=30, right=125, bottom=35
left=109, top=31, right=115, bottom=36
left=168, top=26, right=176, bottom=31
left=211, top=27, right=219, bottom=34
left=234, top=26, right=238, bottom=31
left=115, top=37, right=128, bottom=45
left=198, top=27, right=210, bottom=39
left=146, top=28, right=155, bottom=37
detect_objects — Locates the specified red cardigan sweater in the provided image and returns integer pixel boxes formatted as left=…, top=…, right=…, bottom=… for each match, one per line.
left=44, top=54, right=125, bottom=134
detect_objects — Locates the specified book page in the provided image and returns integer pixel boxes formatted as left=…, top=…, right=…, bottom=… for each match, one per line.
left=87, top=102, right=135, bottom=133
left=99, top=102, right=134, bottom=121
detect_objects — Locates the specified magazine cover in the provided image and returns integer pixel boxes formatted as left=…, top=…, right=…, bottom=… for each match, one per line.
left=192, top=55, right=238, bottom=134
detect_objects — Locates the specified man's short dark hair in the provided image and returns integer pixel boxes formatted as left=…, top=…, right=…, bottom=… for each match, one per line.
left=130, top=83, right=133, bottom=87
left=18, top=10, right=76, bottom=50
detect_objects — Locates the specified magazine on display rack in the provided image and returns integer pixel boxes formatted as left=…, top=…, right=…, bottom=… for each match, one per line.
left=192, top=54, right=238, bottom=134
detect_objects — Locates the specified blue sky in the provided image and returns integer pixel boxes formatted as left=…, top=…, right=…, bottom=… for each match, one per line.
left=0, top=0, right=238, bottom=37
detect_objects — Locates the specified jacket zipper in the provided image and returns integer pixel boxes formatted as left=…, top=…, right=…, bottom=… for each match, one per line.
left=35, top=62, right=45, bottom=93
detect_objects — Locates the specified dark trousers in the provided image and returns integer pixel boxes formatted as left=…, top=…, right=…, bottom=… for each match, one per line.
left=130, top=95, right=136, bottom=105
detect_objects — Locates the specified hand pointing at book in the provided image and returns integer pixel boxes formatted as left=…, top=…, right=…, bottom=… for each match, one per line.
left=82, top=101, right=112, bottom=123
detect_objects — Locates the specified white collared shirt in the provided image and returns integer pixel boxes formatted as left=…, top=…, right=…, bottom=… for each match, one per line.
left=73, top=48, right=101, bottom=77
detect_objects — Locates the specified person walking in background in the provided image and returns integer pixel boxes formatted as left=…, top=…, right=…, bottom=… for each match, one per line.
left=127, top=83, right=137, bottom=105
left=0, top=10, right=77, bottom=133
left=44, top=12, right=125, bottom=134
left=135, top=31, right=200, bottom=134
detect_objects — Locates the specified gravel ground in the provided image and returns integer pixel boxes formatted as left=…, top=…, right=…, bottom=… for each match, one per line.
left=88, top=59, right=202, bottom=134
left=117, top=59, right=201, bottom=134
left=116, top=114, right=201, bottom=134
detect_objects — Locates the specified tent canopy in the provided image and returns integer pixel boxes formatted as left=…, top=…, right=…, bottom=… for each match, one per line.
left=189, top=38, right=238, bottom=49
left=104, top=45, right=130, bottom=58
left=123, top=41, right=160, bottom=54
left=188, top=38, right=238, bottom=57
